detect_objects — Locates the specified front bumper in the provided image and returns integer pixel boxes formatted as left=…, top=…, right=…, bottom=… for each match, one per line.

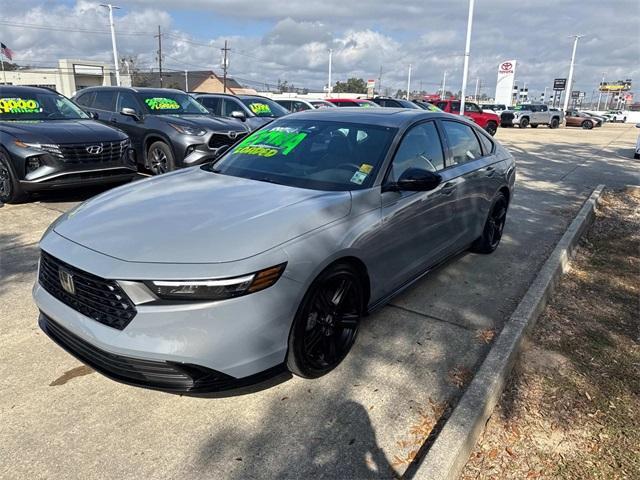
left=33, top=236, right=301, bottom=393
left=39, top=313, right=288, bottom=395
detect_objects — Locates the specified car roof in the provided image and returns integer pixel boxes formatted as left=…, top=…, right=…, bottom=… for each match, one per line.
left=282, top=107, right=452, bottom=128
left=78, top=86, right=186, bottom=95
left=0, top=85, right=61, bottom=95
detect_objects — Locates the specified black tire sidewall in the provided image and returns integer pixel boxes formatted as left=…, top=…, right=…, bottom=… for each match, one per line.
left=0, top=150, right=26, bottom=203
left=286, top=263, right=364, bottom=379
left=148, top=141, right=176, bottom=174
left=519, top=117, right=529, bottom=128
left=471, top=192, right=508, bottom=254
left=485, top=122, right=497, bottom=136
left=582, top=121, right=593, bottom=130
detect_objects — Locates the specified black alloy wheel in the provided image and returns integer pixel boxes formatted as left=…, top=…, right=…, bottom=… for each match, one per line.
left=471, top=193, right=508, bottom=254
left=485, top=121, right=498, bottom=136
left=148, top=141, right=175, bottom=175
left=0, top=152, right=26, bottom=204
left=581, top=120, right=593, bottom=130
left=287, top=264, right=364, bottom=378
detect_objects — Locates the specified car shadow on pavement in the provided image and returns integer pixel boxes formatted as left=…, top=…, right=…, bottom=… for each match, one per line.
left=0, top=233, right=39, bottom=298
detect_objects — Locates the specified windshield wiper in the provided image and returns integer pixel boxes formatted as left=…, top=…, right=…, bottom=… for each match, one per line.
left=257, top=176, right=283, bottom=186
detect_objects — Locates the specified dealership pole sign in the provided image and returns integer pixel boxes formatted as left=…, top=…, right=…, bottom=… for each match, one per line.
left=495, top=60, right=517, bottom=106
left=553, top=78, right=567, bottom=91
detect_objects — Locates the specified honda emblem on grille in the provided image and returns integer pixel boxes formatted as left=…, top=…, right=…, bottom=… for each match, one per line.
left=86, top=144, right=104, bottom=155
left=59, top=269, right=76, bottom=295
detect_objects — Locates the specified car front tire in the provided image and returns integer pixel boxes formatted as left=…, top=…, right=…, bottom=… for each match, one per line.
left=0, top=150, right=28, bottom=204
left=581, top=121, right=593, bottom=130
left=549, top=118, right=560, bottom=129
left=485, top=121, right=498, bottom=136
left=286, top=263, right=364, bottom=379
left=147, top=141, right=176, bottom=175
left=519, top=117, right=529, bottom=128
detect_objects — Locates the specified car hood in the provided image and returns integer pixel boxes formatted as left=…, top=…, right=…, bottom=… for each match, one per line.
left=156, top=114, right=249, bottom=133
left=0, top=119, right=126, bottom=143
left=53, top=168, right=351, bottom=264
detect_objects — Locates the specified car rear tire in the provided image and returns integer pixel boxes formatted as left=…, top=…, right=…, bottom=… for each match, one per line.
left=581, top=121, right=593, bottom=130
left=549, top=118, right=560, bottom=129
left=0, top=151, right=28, bottom=204
left=147, top=141, right=175, bottom=175
left=634, top=153, right=640, bottom=160
left=471, top=193, right=508, bottom=254
left=287, top=263, right=365, bottom=379
left=519, top=117, right=529, bottom=128
left=530, top=124, right=538, bottom=128
left=485, top=121, right=498, bottom=136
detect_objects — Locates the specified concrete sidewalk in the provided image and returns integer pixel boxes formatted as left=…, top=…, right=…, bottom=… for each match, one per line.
left=1, top=124, right=638, bottom=479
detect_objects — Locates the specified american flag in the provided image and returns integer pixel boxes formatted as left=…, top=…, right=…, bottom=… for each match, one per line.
left=1, top=43, right=14, bottom=61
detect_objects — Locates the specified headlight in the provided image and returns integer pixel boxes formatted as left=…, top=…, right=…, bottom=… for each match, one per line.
left=14, top=140, right=63, bottom=157
left=168, top=123, right=206, bottom=136
left=145, top=263, right=286, bottom=301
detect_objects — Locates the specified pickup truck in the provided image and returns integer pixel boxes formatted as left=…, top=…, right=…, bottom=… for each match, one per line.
left=433, top=100, right=500, bottom=136
left=500, top=104, right=562, bottom=129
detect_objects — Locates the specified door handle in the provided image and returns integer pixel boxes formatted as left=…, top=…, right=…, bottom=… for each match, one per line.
left=440, top=182, right=456, bottom=195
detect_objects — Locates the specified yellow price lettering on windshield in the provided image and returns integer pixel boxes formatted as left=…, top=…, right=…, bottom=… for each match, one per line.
left=233, top=130, right=307, bottom=157
left=144, top=97, right=180, bottom=110
left=249, top=103, right=272, bottom=115
left=0, top=98, right=42, bottom=114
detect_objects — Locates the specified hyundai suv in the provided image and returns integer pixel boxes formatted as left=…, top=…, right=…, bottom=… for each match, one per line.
left=74, top=87, right=249, bottom=175
left=191, top=93, right=288, bottom=131
left=1, top=86, right=136, bottom=203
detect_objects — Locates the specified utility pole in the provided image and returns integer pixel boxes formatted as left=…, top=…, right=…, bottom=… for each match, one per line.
left=155, top=25, right=163, bottom=88
left=596, top=72, right=605, bottom=111
left=474, top=77, right=480, bottom=101
left=100, top=4, right=121, bottom=86
left=184, top=70, right=188, bottom=91
left=459, top=0, right=475, bottom=114
left=327, top=49, right=333, bottom=97
left=378, top=65, right=382, bottom=96
left=221, top=40, right=230, bottom=93
left=563, top=34, right=584, bottom=112
left=441, top=71, right=447, bottom=99
left=406, top=63, right=412, bottom=100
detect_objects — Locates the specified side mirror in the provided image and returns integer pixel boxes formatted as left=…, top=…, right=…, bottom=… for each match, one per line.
left=384, top=168, right=442, bottom=192
left=121, top=107, right=141, bottom=121
left=86, top=110, right=99, bottom=119
left=230, top=110, right=246, bottom=122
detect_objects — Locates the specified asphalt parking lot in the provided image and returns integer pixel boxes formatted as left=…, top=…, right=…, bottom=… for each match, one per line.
left=1, top=123, right=638, bottom=480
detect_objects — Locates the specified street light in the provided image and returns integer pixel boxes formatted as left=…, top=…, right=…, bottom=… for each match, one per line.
left=441, top=71, right=447, bottom=100
left=100, top=4, right=121, bottom=86
left=327, top=48, right=333, bottom=97
left=562, top=34, right=584, bottom=112
left=459, top=0, right=475, bottom=114
left=406, top=63, right=412, bottom=100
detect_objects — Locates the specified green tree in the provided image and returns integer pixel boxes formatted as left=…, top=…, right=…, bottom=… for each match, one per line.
left=333, top=77, right=367, bottom=94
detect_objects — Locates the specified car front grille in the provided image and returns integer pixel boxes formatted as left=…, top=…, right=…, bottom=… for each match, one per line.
left=38, top=251, right=137, bottom=330
left=58, top=140, right=129, bottom=165
left=209, top=132, right=246, bottom=149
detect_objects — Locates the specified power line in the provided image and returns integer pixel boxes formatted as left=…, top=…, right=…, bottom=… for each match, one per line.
left=0, top=20, right=154, bottom=36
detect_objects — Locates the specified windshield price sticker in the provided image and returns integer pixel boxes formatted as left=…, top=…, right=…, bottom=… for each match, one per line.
left=350, top=171, right=368, bottom=185
left=0, top=98, right=42, bottom=114
left=249, top=103, right=271, bottom=115
left=144, top=97, right=181, bottom=110
left=359, top=164, right=373, bottom=174
left=233, top=130, right=307, bottom=157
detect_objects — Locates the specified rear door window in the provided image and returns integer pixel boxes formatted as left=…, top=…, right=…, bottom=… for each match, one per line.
left=441, top=120, right=483, bottom=166
left=93, top=90, right=116, bottom=111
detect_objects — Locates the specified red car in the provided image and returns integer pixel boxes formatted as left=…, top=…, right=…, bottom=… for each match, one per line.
left=433, top=100, right=499, bottom=136
left=326, top=98, right=379, bottom=108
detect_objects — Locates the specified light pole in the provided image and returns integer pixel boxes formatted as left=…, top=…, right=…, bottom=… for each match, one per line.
left=327, top=48, right=333, bottom=97
left=184, top=70, right=188, bottom=91
left=406, top=63, right=412, bottom=100
left=459, top=0, right=475, bottom=114
left=474, top=77, right=480, bottom=101
left=596, top=72, right=605, bottom=111
left=100, top=4, right=121, bottom=86
left=441, top=71, right=447, bottom=100
left=562, top=34, right=584, bottom=112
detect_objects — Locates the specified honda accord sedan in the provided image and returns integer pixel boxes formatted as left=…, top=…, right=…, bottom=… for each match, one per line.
left=34, top=108, right=515, bottom=394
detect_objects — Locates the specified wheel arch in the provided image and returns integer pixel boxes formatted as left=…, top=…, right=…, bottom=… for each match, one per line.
left=143, top=132, right=176, bottom=166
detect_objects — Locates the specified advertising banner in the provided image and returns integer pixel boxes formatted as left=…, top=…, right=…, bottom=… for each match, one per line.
left=495, top=60, right=517, bottom=106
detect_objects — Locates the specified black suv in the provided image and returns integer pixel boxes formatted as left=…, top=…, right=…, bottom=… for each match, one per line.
left=191, top=93, right=288, bottom=131
left=370, top=97, right=421, bottom=109
left=74, top=87, right=249, bottom=175
left=0, top=86, right=136, bottom=203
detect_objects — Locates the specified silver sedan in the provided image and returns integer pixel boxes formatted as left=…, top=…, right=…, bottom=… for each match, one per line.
left=34, top=108, right=515, bottom=394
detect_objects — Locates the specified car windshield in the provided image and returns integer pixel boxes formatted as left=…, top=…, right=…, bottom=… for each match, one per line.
left=207, top=119, right=397, bottom=191
left=240, top=97, right=288, bottom=117
left=140, top=91, right=209, bottom=115
left=0, top=91, right=88, bottom=121
left=310, top=101, right=335, bottom=108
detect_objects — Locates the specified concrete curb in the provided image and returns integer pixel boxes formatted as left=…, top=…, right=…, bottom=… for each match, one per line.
left=414, top=184, right=606, bottom=480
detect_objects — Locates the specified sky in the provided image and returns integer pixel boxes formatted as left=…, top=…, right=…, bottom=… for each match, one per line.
left=0, top=0, right=638, bottom=98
